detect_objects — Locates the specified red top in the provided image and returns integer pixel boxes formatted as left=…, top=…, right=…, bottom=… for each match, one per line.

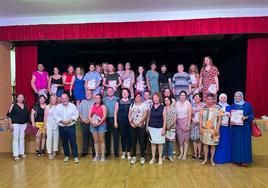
left=63, top=72, right=74, bottom=91
left=90, top=104, right=106, bottom=126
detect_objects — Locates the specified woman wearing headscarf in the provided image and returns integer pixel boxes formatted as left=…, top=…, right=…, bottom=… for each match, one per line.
left=215, top=93, right=231, bottom=164
left=230, top=91, right=254, bottom=167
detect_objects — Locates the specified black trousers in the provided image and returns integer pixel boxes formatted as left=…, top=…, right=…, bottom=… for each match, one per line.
left=80, top=122, right=95, bottom=154
left=131, top=127, right=145, bottom=158
left=118, top=120, right=132, bottom=152
left=105, top=117, right=119, bottom=155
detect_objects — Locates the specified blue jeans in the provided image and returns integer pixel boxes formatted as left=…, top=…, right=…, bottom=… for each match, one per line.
left=163, top=141, right=173, bottom=157
left=58, top=125, right=78, bottom=158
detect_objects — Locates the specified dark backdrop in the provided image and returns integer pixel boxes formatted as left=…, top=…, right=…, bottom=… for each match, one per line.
left=38, top=34, right=247, bottom=103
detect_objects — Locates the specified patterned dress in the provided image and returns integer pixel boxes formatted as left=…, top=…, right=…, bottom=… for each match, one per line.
left=190, top=102, right=204, bottom=141
left=200, top=105, right=223, bottom=145
left=165, top=106, right=177, bottom=141
left=200, top=66, right=219, bottom=101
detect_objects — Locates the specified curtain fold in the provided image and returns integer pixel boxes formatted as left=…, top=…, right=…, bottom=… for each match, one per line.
left=246, top=35, right=268, bottom=117
left=0, top=17, right=268, bottom=41
left=15, top=43, right=37, bottom=108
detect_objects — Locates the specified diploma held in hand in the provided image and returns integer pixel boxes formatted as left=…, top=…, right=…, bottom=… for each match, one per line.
left=230, top=110, right=243, bottom=125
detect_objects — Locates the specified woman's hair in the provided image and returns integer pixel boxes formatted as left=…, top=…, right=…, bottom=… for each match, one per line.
left=14, top=93, right=26, bottom=104
left=135, top=65, right=146, bottom=82
left=121, top=88, right=130, bottom=98
left=108, top=64, right=115, bottom=72
left=206, top=93, right=215, bottom=99
left=75, top=66, right=84, bottom=75
left=144, top=90, right=151, bottom=95
left=134, top=92, right=142, bottom=101
left=161, top=64, right=168, bottom=70
left=152, top=92, right=163, bottom=104
left=35, top=95, right=46, bottom=106
left=193, top=92, right=202, bottom=99
left=163, top=96, right=172, bottom=106
left=179, top=90, right=187, bottom=97
left=162, top=88, right=175, bottom=99
left=48, top=95, right=57, bottom=108
left=150, top=60, right=157, bottom=67
left=95, top=94, right=104, bottom=105
left=188, top=64, right=199, bottom=74
left=203, top=56, right=214, bottom=67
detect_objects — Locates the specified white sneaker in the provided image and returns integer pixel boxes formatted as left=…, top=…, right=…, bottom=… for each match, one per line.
left=130, top=157, right=137, bottom=165
left=93, top=156, right=99, bottom=162
left=140, top=157, right=145, bottom=165
left=74, top=157, right=80, bottom=164
left=64, top=157, right=69, bottom=162
left=100, top=156, right=105, bottom=163
left=48, top=154, right=54, bottom=160
left=168, top=156, right=174, bottom=162
left=127, top=153, right=131, bottom=161
left=121, top=152, right=126, bottom=159
left=177, top=154, right=183, bottom=160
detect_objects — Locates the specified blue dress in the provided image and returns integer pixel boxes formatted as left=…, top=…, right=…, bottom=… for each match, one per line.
left=146, top=70, right=159, bottom=95
left=215, top=105, right=231, bottom=164
left=230, top=102, right=254, bottom=164
left=73, top=76, right=86, bottom=101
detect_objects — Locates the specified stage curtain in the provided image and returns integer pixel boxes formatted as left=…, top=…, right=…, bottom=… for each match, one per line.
left=0, top=17, right=268, bottom=41
left=246, top=35, right=268, bottom=118
left=15, top=43, right=37, bottom=108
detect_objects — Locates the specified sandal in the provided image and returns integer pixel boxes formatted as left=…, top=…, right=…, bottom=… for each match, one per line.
left=14, top=156, right=20, bottom=161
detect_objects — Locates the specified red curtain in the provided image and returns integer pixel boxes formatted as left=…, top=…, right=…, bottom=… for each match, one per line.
left=246, top=35, right=268, bottom=117
left=15, top=43, right=37, bottom=108
left=0, top=17, right=268, bottom=41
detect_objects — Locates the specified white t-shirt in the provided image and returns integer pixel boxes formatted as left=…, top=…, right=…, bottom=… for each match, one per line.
left=129, top=102, right=147, bottom=126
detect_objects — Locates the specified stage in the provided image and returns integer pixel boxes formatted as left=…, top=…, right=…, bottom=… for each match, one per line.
left=1, top=153, right=268, bottom=188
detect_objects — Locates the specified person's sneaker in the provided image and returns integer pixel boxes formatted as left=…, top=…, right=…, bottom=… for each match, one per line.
left=130, top=157, right=137, bottom=165
left=64, top=157, right=69, bottom=163
left=36, top=150, right=41, bottom=157
left=48, top=154, right=54, bottom=160
left=19, top=154, right=27, bottom=159
left=100, top=156, right=105, bottom=163
left=162, top=157, right=166, bottom=162
left=41, top=150, right=45, bottom=156
left=93, top=156, right=99, bottom=162
left=127, top=153, right=132, bottom=161
left=140, top=157, right=145, bottom=165
left=14, top=156, right=20, bottom=161
left=53, top=152, right=57, bottom=158
left=168, top=156, right=174, bottom=162
left=74, top=157, right=80, bottom=164
left=121, top=152, right=126, bottom=159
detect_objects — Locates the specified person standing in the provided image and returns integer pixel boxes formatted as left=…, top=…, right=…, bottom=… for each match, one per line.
left=117, top=63, right=125, bottom=77
left=146, top=61, right=159, bottom=95
left=44, top=95, right=59, bottom=160
left=7, top=94, right=29, bottom=161
left=190, top=93, right=204, bottom=161
left=188, top=64, right=200, bottom=103
left=71, top=67, right=86, bottom=106
left=88, top=94, right=107, bottom=162
left=147, top=93, right=166, bottom=165
left=128, top=92, right=148, bottom=165
left=31, top=95, right=47, bottom=156
left=158, top=64, right=172, bottom=93
left=121, top=62, right=135, bottom=99
left=199, top=56, right=220, bottom=102
left=48, top=67, right=64, bottom=98
left=78, top=90, right=95, bottom=157
left=162, top=96, right=177, bottom=162
left=114, top=88, right=132, bottom=160
left=102, top=64, right=122, bottom=98
left=84, top=63, right=102, bottom=95
left=172, top=64, right=192, bottom=100
left=103, top=87, right=120, bottom=158
left=175, top=91, right=192, bottom=160
left=200, top=93, right=223, bottom=166
left=215, top=93, right=231, bottom=164
left=230, top=91, right=254, bottom=167
left=31, top=63, right=49, bottom=98
left=54, top=93, right=80, bottom=163
left=62, top=65, right=75, bottom=99
left=135, top=65, right=147, bottom=97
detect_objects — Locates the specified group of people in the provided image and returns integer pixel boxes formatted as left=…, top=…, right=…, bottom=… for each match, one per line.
left=7, top=56, right=254, bottom=167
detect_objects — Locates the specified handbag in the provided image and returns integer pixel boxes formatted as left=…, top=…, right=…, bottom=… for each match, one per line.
left=251, top=123, right=262, bottom=137
left=25, top=123, right=39, bottom=136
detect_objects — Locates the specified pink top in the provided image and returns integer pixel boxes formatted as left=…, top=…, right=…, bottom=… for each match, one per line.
left=33, top=71, right=48, bottom=91
left=176, top=100, right=190, bottom=119
left=90, top=104, right=106, bottom=126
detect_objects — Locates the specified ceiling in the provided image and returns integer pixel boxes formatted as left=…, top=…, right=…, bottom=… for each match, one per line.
left=0, top=0, right=267, bottom=18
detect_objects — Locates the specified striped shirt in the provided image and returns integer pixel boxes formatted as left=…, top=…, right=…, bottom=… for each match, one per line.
left=172, top=72, right=191, bottom=97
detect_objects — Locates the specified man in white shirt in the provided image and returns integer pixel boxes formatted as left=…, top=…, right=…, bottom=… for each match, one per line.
left=54, top=93, right=79, bottom=163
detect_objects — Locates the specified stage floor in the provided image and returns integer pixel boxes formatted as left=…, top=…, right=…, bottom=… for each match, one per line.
left=1, top=154, right=268, bottom=188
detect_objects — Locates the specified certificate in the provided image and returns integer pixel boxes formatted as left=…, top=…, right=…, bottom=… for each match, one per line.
left=123, top=78, right=131, bottom=88
left=208, top=84, right=217, bottom=94
left=221, top=111, right=230, bottom=126
left=87, top=79, right=96, bottom=90
left=230, top=110, right=244, bottom=125
left=51, top=84, right=57, bottom=94
left=108, top=80, right=117, bottom=90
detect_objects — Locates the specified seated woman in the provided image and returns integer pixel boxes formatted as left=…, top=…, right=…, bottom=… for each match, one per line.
left=200, top=93, right=223, bottom=166
left=230, top=91, right=254, bottom=167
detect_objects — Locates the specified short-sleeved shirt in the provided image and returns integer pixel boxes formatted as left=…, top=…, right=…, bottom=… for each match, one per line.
left=158, top=72, right=171, bottom=84
left=103, top=96, right=119, bottom=118
left=129, top=102, right=147, bottom=127
left=105, top=73, right=121, bottom=97
left=84, top=71, right=102, bottom=94
left=78, top=99, right=95, bottom=120
left=172, top=72, right=192, bottom=97
left=33, top=71, right=48, bottom=91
